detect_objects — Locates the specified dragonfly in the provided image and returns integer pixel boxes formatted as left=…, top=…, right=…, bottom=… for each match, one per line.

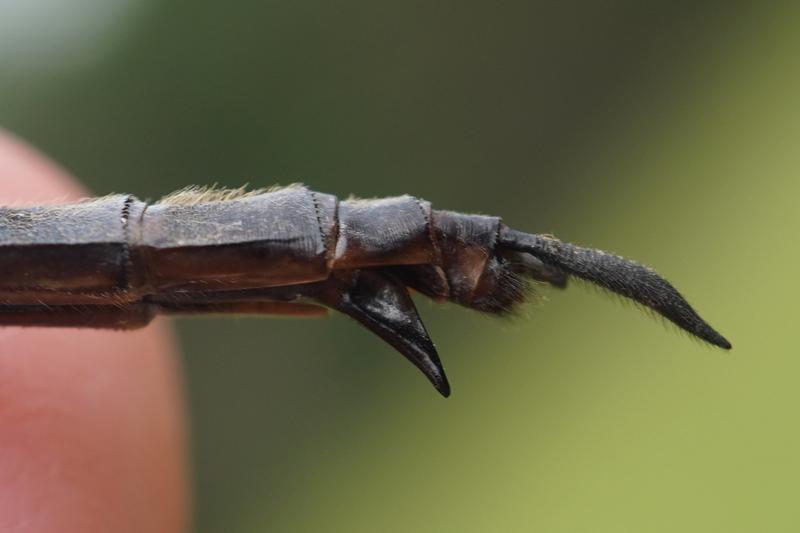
left=0, top=184, right=731, bottom=397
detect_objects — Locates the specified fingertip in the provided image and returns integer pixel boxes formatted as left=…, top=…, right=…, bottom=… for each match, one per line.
left=0, top=130, right=84, bottom=201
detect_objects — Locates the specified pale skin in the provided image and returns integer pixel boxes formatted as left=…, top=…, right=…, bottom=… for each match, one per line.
left=0, top=131, right=187, bottom=533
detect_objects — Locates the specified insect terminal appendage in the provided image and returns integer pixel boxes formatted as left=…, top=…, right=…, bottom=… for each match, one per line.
left=0, top=185, right=731, bottom=396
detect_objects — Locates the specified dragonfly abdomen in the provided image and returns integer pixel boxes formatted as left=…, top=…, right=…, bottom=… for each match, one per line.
left=0, top=184, right=730, bottom=396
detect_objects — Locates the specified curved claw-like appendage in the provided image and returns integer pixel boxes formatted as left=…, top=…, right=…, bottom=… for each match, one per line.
left=314, top=270, right=450, bottom=397
left=498, top=227, right=732, bottom=350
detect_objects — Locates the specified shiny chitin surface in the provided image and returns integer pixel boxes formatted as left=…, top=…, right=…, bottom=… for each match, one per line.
left=0, top=185, right=731, bottom=396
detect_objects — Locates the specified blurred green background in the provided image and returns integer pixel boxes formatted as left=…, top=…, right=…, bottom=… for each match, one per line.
left=2, top=1, right=797, bottom=531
